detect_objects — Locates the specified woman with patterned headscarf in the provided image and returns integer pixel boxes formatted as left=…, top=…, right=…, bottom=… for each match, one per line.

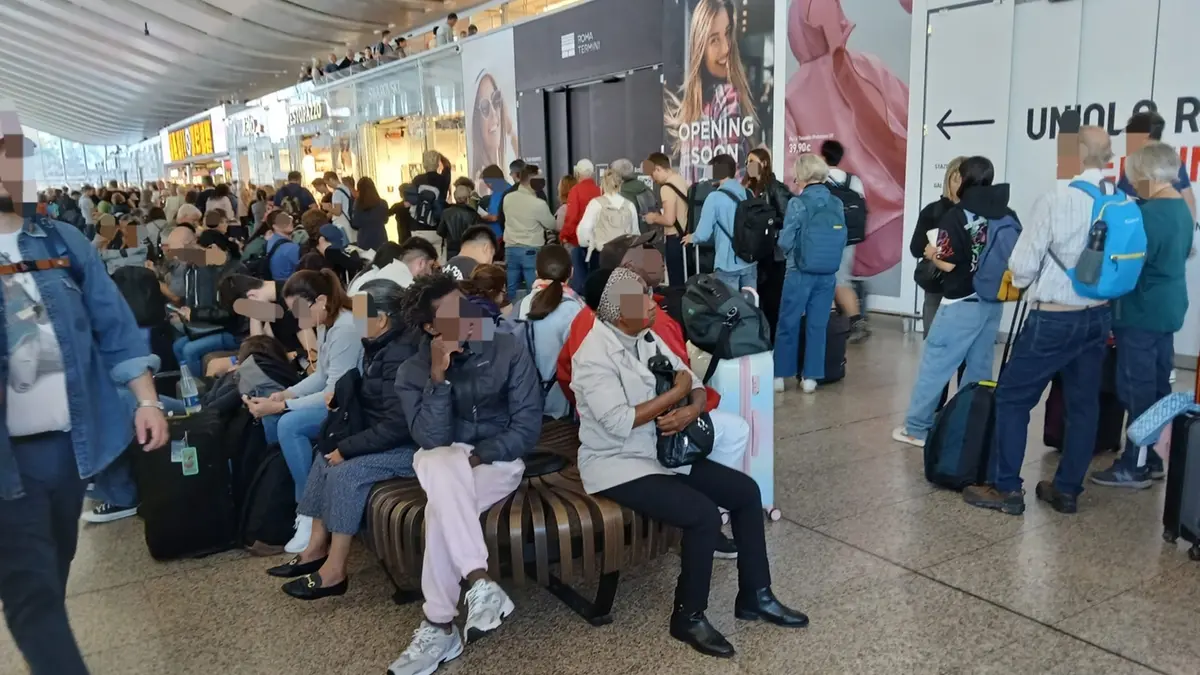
left=569, top=267, right=807, bottom=658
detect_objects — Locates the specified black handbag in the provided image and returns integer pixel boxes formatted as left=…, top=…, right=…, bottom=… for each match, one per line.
left=316, top=369, right=365, bottom=457
left=914, top=258, right=944, bottom=293
left=647, top=350, right=713, bottom=468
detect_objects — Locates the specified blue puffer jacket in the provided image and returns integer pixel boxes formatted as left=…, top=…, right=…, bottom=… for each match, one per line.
left=395, top=330, right=542, bottom=464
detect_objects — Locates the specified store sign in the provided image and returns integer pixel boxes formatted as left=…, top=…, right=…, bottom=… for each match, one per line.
left=289, top=101, right=326, bottom=126
left=238, top=116, right=263, bottom=139
left=168, top=119, right=215, bottom=162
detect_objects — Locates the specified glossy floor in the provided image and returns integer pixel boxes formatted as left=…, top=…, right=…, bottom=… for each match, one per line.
left=3, top=322, right=1198, bottom=674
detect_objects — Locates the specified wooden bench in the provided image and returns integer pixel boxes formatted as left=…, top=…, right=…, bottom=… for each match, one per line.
left=360, top=419, right=680, bottom=626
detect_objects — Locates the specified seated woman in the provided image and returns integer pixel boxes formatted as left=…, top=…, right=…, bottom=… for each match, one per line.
left=267, top=280, right=421, bottom=599
left=244, top=269, right=363, bottom=554
left=514, top=245, right=584, bottom=419
left=386, top=273, right=542, bottom=675
left=570, top=268, right=807, bottom=658
left=462, top=263, right=513, bottom=317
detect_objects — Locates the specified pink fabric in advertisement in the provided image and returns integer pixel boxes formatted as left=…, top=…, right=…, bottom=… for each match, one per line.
left=785, top=0, right=911, bottom=278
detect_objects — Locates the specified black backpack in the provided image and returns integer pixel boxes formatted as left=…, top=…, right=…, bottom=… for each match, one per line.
left=681, top=274, right=772, bottom=383
left=826, top=174, right=867, bottom=245
left=279, top=194, right=303, bottom=218
left=247, top=237, right=286, bottom=280
left=715, top=188, right=779, bottom=264
left=630, top=185, right=662, bottom=236
left=229, top=411, right=297, bottom=550
left=111, top=265, right=167, bottom=327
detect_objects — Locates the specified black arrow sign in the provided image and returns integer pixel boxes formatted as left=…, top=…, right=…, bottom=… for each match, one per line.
left=937, top=109, right=996, bottom=140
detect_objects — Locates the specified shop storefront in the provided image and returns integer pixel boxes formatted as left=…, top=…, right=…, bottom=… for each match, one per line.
left=286, top=93, right=343, bottom=187
left=160, top=106, right=231, bottom=185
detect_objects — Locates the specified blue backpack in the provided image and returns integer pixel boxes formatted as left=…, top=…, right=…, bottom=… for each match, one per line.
left=1050, top=181, right=1146, bottom=300
left=792, top=195, right=847, bottom=274
left=970, top=212, right=1022, bottom=302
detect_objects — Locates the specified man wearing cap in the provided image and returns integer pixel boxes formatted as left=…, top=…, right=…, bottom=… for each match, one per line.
left=316, top=222, right=363, bottom=285
left=562, top=159, right=603, bottom=293
left=556, top=234, right=748, bottom=559
left=0, top=122, right=168, bottom=674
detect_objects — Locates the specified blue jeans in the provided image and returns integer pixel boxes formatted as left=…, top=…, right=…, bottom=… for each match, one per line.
left=773, top=270, right=836, bottom=380
left=262, top=404, right=329, bottom=502
left=714, top=265, right=758, bottom=293
left=903, top=299, right=1004, bottom=439
left=173, top=331, right=239, bottom=376
left=992, top=306, right=1112, bottom=495
left=1113, top=327, right=1174, bottom=472
left=0, top=432, right=89, bottom=675
left=505, top=245, right=539, bottom=300
left=568, top=245, right=589, bottom=296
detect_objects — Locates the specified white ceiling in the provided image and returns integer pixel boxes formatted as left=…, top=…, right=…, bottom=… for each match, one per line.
left=1, top=0, right=476, bottom=145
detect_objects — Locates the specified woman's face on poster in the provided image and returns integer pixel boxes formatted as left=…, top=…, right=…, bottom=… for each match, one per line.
left=705, top=7, right=732, bottom=80
left=476, top=76, right=503, bottom=154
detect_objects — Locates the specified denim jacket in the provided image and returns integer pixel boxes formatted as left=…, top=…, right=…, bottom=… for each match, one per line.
left=0, top=217, right=159, bottom=500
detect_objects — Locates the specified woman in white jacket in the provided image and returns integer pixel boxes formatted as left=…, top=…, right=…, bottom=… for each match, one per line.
left=576, top=170, right=638, bottom=270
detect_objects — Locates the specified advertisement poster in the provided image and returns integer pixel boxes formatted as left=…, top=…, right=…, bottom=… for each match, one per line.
left=783, top=0, right=912, bottom=296
left=461, top=29, right=520, bottom=180
left=663, top=0, right=777, bottom=184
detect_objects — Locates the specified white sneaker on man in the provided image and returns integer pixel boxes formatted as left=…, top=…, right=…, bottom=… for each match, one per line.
left=463, top=579, right=515, bottom=643
left=773, top=378, right=786, bottom=393
left=81, top=503, right=138, bottom=524
left=387, top=622, right=463, bottom=675
left=801, top=378, right=818, bottom=394
left=284, top=515, right=313, bottom=554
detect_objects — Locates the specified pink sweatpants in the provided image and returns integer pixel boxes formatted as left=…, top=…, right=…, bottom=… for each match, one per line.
left=413, top=444, right=525, bottom=624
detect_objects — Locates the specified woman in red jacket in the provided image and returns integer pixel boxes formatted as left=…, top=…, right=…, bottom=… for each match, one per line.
left=561, top=159, right=603, bottom=294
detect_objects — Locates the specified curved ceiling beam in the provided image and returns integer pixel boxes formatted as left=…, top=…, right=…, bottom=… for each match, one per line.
left=9, top=103, right=140, bottom=138
left=206, top=0, right=389, bottom=31
left=15, top=0, right=283, bottom=75
left=129, top=0, right=347, bottom=49
left=0, top=3, right=165, bottom=75
left=1, top=88, right=146, bottom=132
left=0, top=65, right=192, bottom=118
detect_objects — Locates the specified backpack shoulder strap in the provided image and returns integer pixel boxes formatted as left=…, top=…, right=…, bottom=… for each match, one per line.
left=717, top=187, right=743, bottom=204
left=521, top=319, right=556, bottom=394
left=40, top=221, right=85, bottom=286
left=1069, top=180, right=1105, bottom=200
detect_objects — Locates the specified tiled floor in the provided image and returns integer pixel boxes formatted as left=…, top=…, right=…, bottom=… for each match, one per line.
left=4, top=322, right=1199, bottom=674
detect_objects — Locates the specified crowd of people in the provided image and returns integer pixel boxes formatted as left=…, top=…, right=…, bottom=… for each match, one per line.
left=5, top=104, right=1197, bottom=675
left=299, top=13, right=481, bottom=83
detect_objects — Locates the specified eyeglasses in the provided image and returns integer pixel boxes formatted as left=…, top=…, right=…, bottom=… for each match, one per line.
left=475, top=90, right=504, bottom=120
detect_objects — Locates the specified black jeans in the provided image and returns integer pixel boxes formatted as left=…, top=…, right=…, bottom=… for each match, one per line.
left=0, top=432, right=89, bottom=675
left=599, top=460, right=770, bottom=613
left=664, top=235, right=686, bottom=287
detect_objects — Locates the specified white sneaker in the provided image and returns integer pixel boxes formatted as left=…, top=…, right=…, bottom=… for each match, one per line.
left=773, top=378, right=785, bottom=393
left=81, top=503, right=138, bottom=524
left=892, top=427, right=926, bottom=448
left=387, top=622, right=463, bottom=675
left=284, top=515, right=313, bottom=554
left=1170, top=369, right=1178, bottom=384
left=801, top=378, right=818, bottom=394
left=463, top=579, right=515, bottom=643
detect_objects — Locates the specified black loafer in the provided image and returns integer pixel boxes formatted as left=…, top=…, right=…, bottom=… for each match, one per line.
left=669, top=610, right=735, bottom=658
left=735, top=587, right=809, bottom=627
left=266, top=555, right=326, bottom=578
left=281, top=572, right=348, bottom=600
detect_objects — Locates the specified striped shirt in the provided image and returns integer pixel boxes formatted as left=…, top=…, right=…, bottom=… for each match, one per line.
left=1008, top=169, right=1111, bottom=307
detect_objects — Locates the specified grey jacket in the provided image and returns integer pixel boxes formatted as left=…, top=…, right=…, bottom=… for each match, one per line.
left=285, top=310, right=363, bottom=409
left=395, top=330, right=542, bottom=464
left=569, top=321, right=704, bottom=494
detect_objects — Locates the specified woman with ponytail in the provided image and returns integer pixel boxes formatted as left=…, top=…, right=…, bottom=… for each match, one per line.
left=244, top=269, right=364, bottom=554
left=516, top=245, right=584, bottom=419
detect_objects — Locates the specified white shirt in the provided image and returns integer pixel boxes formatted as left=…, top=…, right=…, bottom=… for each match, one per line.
left=577, top=194, right=638, bottom=254
left=437, top=23, right=456, bottom=45
left=332, top=186, right=353, bottom=218
left=827, top=168, right=865, bottom=198
left=78, top=195, right=95, bottom=225
left=0, top=231, right=70, bottom=435
left=1009, top=168, right=1110, bottom=306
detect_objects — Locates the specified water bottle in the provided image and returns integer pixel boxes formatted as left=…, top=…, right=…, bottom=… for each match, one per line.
left=1074, top=220, right=1107, bottom=285
left=179, top=365, right=201, bottom=415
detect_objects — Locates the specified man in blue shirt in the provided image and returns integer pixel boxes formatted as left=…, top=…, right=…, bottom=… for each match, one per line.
left=687, top=154, right=757, bottom=291
left=273, top=171, right=317, bottom=214
left=263, top=212, right=301, bottom=281
left=1118, top=111, right=1196, bottom=222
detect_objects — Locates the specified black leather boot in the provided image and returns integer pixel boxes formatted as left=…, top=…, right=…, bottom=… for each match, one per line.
left=669, top=608, right=735, bottom=658
left=734, top=587, right=809, bottom=627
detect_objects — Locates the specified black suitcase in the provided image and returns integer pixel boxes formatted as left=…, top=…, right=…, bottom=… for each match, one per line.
left=1163, top=385, right=1200, bottom=561
left=798, top=311, right=849, bottom=384
left=925, top=381, right=997, bottom=490
left=133, top=409, right=236, bottom=560
left=1043, top=339, right=1122, bottom=454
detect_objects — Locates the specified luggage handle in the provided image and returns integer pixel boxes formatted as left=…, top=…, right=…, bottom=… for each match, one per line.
left=999, top=301, right=1028, bottom=374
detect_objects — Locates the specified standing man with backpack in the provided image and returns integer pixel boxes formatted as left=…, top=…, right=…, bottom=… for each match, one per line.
left=611, top=158, right=660, bottom=237
left=687, top=154, right=760, bottom=292
left=963, top=127, right=1120, bottom=517
left=821, top=140, right=871, bottom=343
left=324, top=170, right=354, bottom=239
left=645, top=152, right=691, bottom=286
left=273, top=171, right=317, bottom=217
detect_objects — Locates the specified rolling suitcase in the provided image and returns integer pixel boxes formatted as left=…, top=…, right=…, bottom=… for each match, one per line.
left=798, top=311, right=850, bottom=384
left=1163, top=369, right=1200, bottom=561
left=1042, top=337, right=1122, bottom=454
left=692, top=289, right=779, bottom=519
left=133, top=409, right=236, bottom=560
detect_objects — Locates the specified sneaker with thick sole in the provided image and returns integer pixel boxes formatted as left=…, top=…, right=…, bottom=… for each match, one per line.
left=285, top=515, right=313, bottom=554
left=463, top=579, right=515, bottom=643
left=773, top=378, right=785, bottom=393
left=1090, top=464, right=1153, bottom=490
left=387, top=622, right=463, bottom=675
left=714, top=533, right=738, bottom=560
left=891, top=427, right=925, bottom=448
left=81, top=503, right=138, bottom=524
